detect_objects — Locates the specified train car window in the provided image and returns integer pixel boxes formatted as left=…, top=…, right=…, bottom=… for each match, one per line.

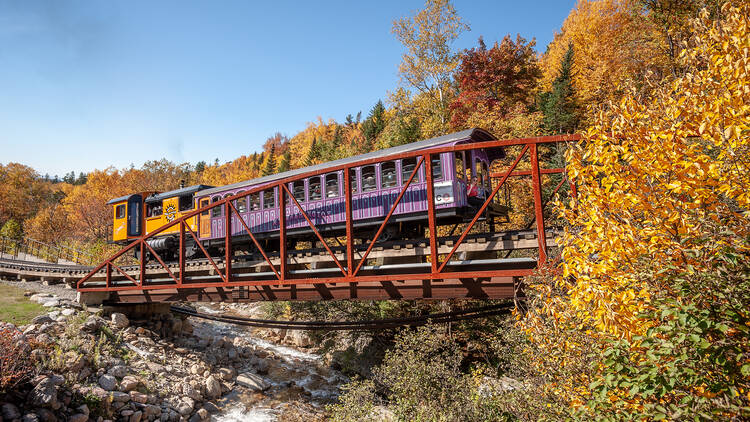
left=235, top=191, right=247, bottom=213
left=401, top=158, right=420, bottom=184
left=381, top=162, right=397, bottom=188
left=249, top=192, right=260, bottom=210
left=349, top=169, right=358, bottom=194
left=309, top=177, right=322, bottom=201
left=292, top=181, right=305, bottom=202
left=454, top=152, right=465, bottom=181
left=325, top=173, right=339, bottom=198
left=146, top=202, right=163, bottom=218
left=432, top=156, right=443, bottom=180
left=210, top=196, right=222, bottom=217
left=115, top=204, right=126, bottom=219
left=200, top=199, right=210, bottom=216
left=263, top=190, right=275, bottom=209
left=178, top=195, right=193, bottom=212
left=362, top=166, right=376, bottom=192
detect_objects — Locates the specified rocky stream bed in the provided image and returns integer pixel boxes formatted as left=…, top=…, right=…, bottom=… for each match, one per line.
left=0, top=282, right=353, bottom=422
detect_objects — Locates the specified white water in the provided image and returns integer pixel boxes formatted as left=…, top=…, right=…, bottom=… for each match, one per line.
left=214, top=406, right=279, bottom=422
left=192, top=304, right=348, bottom=421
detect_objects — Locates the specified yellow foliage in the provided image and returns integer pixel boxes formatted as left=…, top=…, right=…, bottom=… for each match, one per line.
left=520, top=1, right=750, bottom=409
left=541, top=0, right=666, bottom=120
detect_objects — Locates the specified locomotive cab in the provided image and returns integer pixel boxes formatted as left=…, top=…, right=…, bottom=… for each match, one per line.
left=107, top=192, right=155, bottom=245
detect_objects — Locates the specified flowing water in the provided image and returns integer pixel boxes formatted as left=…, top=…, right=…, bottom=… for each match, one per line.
left=191, top=304, right=348, bottom=421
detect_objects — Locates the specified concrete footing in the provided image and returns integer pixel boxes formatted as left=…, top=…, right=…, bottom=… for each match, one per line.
left=102, top=302, right=172, bottom=319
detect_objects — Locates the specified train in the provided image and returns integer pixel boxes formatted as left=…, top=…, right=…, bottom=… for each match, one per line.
left=108, top=128, right=507, bottom=260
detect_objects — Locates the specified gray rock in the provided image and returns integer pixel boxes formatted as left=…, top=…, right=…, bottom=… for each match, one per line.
left=236, top=372, right=270, bottom=391
left=176, top=398, right=193, bottom=416
left=204, top=375, right=221, bottom=399
left=181, top=383, right=202, bottom=401
left=98, top=374, right=117, bottom=391
left=69, top=414, right=87, bottom=422
left=254, top=358, right=269, bottom=374
left=107, top=365, right=127, bottom=378
left=202, top=402, right=220, bottom=414
left=27, top=377, right=60, bottom=409
left=48, top=374, right=64, bottom=386
left=22, top=414, right=40, bottom=422
left=41, top=299, right=60, bottom=308
left=1, top=403, right=21, bottom=420
left=77, top=404, right=89, bottom=416
left=111, top=391, right=130, bottom=402
left=32, top=315, right=53, bottom=324
left=61, top=308, right=76, bottom=316
left=82, top=316, right=104, bottom=333
left=218, top=367, right=236, bottom=381
left=129, top=410, right=142, bottom=422
left=143, top=405, right=161, bottom=418
left=111, top=313, right=129, bottom=329
left=36, top=409, right=57, bottom=422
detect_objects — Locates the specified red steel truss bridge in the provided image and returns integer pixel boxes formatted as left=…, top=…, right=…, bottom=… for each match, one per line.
left=8, top=134, right=580, bottom=304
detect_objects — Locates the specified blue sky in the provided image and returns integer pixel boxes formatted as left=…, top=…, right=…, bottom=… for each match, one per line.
left=0, top=0, right=576, bottom=177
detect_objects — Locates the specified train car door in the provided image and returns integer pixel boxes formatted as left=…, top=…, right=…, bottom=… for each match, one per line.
left=127, top=194, right=143, bottom=237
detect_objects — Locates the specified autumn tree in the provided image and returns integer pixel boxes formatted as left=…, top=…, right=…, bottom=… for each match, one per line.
left=450, top=35, right=542, bottom=138
left=540, top=0, right=666, bottom=119
left=516, top=3, right=750, bottom=418
left=0, top=163, right=59, bottom=227
left=392, top=0, right=469, bottom=133
left=539, top=44, right=580, bottom=134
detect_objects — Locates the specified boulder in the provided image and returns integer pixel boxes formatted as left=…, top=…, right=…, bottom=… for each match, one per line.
left=119, top=375, right=140, bottom=391
left=98, top=374, right=117, bottom=391
left=287, top=330, right=313, bottom=347
left=129, top=391, right=148, bottom=404
left=68, top=414, right=87, bottom=422
left=204, top=375, right=221, bottom=399
left=236, top=372, right=270, bottom=391
left=81, top=315, right=104, bottom=333
left=32, top=315, right=53, bottom=325
left=107, top=365, right=128, bottom=378
left=111, top=313, right=129, bottom=329
left=1, top=403, right=21, bottom=420
left=181, top=383, right=202, bottom=401
left=27, top=377, right=60, bottom=409
left=129, top=410, right=142, bottom=422
left=218, top=367, right=236, bottom=381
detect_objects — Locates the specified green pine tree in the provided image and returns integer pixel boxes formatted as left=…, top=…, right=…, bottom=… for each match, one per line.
left=305, top=138, right=318, bottom=167
left=362, top=100, right=387, bottom=151
left=539, top=44, right=580, bottom=134
left=262, top=145, right=276, bottom=176
left=277, top=149, right=291, bottom=173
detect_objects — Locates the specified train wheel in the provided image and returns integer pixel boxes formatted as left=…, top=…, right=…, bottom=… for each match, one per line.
left=378, top=225, right=400, bottom=242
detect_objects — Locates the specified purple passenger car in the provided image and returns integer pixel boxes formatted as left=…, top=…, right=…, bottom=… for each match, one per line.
left=195, top=128, right=503, bottom=250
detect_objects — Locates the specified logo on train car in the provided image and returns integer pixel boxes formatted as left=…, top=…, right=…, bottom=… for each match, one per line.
left=164, top=204, right=177, bottom=222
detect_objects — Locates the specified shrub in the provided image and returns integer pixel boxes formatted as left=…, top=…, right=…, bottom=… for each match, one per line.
left=0, top=327, right=36, bottom=393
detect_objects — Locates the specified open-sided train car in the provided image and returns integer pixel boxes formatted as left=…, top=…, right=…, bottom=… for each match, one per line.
left=108, top=128, right=505, bottom=259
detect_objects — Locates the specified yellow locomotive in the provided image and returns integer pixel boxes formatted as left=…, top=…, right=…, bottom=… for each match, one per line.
left=108, top=184, right=212, bottom=259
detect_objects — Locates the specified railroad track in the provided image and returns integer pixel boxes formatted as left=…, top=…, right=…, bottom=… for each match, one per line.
left=0, top=228, right=560, bottom=300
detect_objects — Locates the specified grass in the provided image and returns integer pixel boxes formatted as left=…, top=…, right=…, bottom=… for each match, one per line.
left=0, top=284, right=46, bottom=326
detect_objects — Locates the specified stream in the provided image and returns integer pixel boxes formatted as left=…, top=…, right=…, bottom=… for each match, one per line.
left=190, top=304, right=349, bottom=421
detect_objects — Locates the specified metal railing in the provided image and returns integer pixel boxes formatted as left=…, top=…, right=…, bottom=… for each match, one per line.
left=0, top=236, right=95, bottom=266
left=77, top=132, right=580, bottom=297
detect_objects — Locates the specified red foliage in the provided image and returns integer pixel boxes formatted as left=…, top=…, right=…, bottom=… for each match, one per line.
left=0, top=326, right=36, bottom=392
left=450, top=35, right=541, bottom=128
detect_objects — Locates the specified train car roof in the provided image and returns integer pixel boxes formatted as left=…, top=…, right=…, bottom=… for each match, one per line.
left=145, top=184, right=215, bottom=204
left=106, top=194, right=141, bottom=205
left=198, top=128, right=495, bottom=197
